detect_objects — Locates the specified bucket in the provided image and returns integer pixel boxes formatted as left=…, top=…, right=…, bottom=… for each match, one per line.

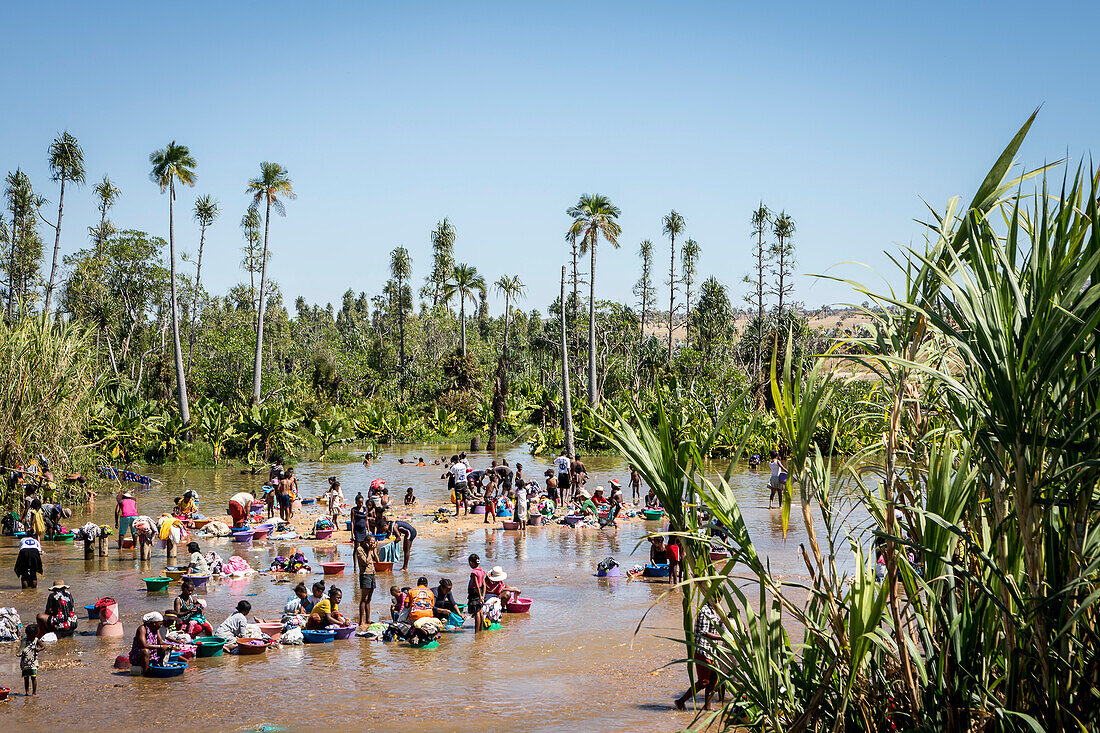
left=99, top=601, right=120, bottom=625
left=471, top=505, right=487, bottom=515
left=121, top=537, right=134, bottom=549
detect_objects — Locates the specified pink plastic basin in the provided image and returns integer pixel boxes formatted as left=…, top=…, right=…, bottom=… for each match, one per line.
left=314, top=529, right=334, bottom=540
left=506, top=597, right=533, bottom=613
left=321, top=562, right=346, bottom=575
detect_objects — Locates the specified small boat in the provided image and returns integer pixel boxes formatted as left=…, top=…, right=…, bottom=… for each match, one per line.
left=145, top=661, right=187, bottom=678
left=302, top=629, right=336, bottom=643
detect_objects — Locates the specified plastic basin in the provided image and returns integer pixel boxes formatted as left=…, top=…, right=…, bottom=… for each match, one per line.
left=236, top=638, right=268, bottom=655
left=250, top=528, right=269, bottom=540
left=0, top=687, right=10, bottom=700
left=597, top=565, right=621, bottom=578
left=46, top=533, right=75, bottom=542
left=256, top=622, right=283, bottom=640
left=314, top=529, right=334, bottom=540
left=642, top=510, right=664, bottom=520
left=373, top=561, right=393, bottom=573
left=163, top=568, right=185, bottom=582
left=195, top=637, right=226, bottom=657
left=643, top=563, right=671, bottom=578
left=145, top=661, right=187, bottom=678
left=562, top=515, right=584, bottom=527
left=409, top=639, right=438, bottom=649
left=344, top=521, right=352, bottom=531
left=470, top=505, right=487, bottom=515
left=372, top=533, right=388, bottom=541
left=506, top=597, right=533, bottom=613
left=302, top=629, right=336, bottom=643
left=501, top=521, right=520, bottom=530
left=321, top=562, right=345, bottom=575
left=330, top=625, right=356, bottom=640
left=144, top=577, right=171, bottom=591
left=182, top=574, right=209, bottom=588
left=232, top=531, right=253, bottom=543
left=85, top=604, right=100, bottom=620
left=527, top=515, right=543, bottom=526
left=191, top=519, right=212, bottom=530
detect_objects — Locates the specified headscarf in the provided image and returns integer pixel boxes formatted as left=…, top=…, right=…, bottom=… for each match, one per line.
left=142, top=611, right=163, bottom=624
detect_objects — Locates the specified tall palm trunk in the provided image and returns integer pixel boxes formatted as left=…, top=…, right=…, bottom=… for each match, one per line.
left=588, top=233, right=598, bottom=406
left=668, top=233, right=677, bottom=361
left=754, top=226, right=765, bottom=380
left=398, top=278, right=406, bottom=400
left=251, top=197, right=271, bottom=405
left=570, top=235, right=581, bottom=387
left=8, top=207, right=18, bottom=322
left=187, top=219, right=209, bottom=374
left=487, top=292, right=511, bottom=451
left=560, top=266, right=574, bottom=455
left=459, top=295, right=467, bottom=356
left=44, top=176, right=65, bottom=315
left=167, top=179, right=191, bottom=425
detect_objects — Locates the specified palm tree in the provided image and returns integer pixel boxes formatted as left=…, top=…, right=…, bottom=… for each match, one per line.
left=681, top=238, right=700, bottom=345
left=92, top=174, right=120, bottom=255
left=771, top=211, right=796, bottom=324
left=441, top=263, right=485, bottom=357
left=246, top=162, right=296, bottom=405
left=149, top=141, right=196, bottom=427
left=240, top=209, right=263, bottom=306
left=662, top=210, right=685, bottom=361
left=487, top=274, right=526, bottom=450
left=188, top=194, right=219, bottom=372
left=425, top=218, right=455, bottom=309
left=390, top=246, right=412, bottom=399
left=567, top=193, right=622, bottom=406
left=44, top=132, right=86, bottom=314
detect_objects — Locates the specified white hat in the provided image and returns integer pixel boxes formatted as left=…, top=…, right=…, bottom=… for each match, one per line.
left=488, top=566, right=508, bottom=582
left=142, top=612, right=164, bottom=624
left=577, top=489, right=591, bottom=499
left=609, top=479, right=621, bottom=487
left=593, top=486, right=605, bottom=493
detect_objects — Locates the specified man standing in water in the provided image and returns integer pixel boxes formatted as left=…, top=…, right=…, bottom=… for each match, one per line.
left=554, top=450, right=571, bottom=503
left=570, top=455, right=587, bottom=502
left=277, top=468, right=297, bottom=522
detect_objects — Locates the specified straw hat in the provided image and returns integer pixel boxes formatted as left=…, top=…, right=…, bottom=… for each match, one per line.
left=49, top=580, right=69, bottom=591
left=593, top=486, right=605, bottom=494
left=488, top=566, right=508, bottom=582
left=577, top=489, right=591, bottom=499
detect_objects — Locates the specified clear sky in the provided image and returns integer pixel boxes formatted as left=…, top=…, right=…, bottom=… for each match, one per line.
left=2, top=1, right=1097, bottom=315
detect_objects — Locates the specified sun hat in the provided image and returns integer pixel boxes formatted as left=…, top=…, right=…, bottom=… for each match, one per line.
left=577, top=489, right=591, bottom=499
left=609, top=479, right=621, bottom=487
left=488, top=566, right=508, bottom=582
left=49, top=580, right=69, bottom=591
left=142, top=611, right=163, bottom=624
left=61, top=507, right=72, bottom=518
left=593, top=486, right=605, bottom=494
left=370, top=479, right=386, bottom=491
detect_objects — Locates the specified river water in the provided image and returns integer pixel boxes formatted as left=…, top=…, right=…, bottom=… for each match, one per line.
left=0, top=443, right=859, bottom=731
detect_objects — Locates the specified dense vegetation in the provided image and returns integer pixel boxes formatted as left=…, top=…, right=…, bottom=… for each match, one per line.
left=1, top=135, right=881, bottom=492
left=607, top=114, right=1100, bottom=730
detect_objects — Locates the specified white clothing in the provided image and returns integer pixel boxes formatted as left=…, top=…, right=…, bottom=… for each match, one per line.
left=554, top=456, right=570, bottom=473
left=450, top=463, right=469, bottom=482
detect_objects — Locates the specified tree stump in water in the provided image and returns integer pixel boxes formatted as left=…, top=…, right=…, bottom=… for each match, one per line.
left=470, top=436, right=481, bottom=452
left=84, top=538, right=95, bottom=559
left=97, top=535, right=108, bottom=556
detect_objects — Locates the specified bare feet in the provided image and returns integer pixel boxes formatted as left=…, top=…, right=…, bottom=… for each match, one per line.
left=674, top=698, right=687, bottom=711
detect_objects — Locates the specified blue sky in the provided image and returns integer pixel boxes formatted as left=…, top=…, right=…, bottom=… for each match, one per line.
left=2, top=2, right=1097, bottom=315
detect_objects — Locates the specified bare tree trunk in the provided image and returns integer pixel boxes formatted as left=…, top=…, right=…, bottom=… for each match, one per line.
left=560, top=266, right=574, bottom=455
left=104, top=325, right=120, bottom=378
left=251, top=197, right=271, bottom=405
left=44, top=176, right=66, bottom=315
left=588, top=234, right=598, bottom=406
left=187, top=220, right=208, bottom=375
left=459, top=296, right=467, bottom=356
left=487, top=293, right=511, bottom=451
left=668, top=233, right=676, bottom=361
left=167, top=180, right=191, bottom=426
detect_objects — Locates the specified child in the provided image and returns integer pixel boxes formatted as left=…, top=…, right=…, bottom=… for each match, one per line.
left=404, top=488, right=417, bottom=506
left=327, top=479, right=344, bottom=527
left=467, top=554, right=486, bottom=634
left=19, top=624, right=42, bottom=695
left=767, top=451, right=786, bottom=509
left=390, top=584, right=408, bottom=620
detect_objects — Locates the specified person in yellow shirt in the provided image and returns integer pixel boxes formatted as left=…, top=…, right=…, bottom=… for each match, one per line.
left=405, top=577, right=436, bottom=621
left=306, top=586, right=349, bottom=629
left=24, top=499, right=47, bottom=538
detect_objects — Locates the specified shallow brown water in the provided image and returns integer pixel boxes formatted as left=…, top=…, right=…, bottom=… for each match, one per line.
left=0, top=444, right=859, bottom=731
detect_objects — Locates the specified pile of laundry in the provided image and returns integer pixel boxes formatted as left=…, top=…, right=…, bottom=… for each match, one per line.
left=204, top=551, right=225, bottom=575
left=0, top=608, right=22, bottom=642
left=73, top=522, right=112, bottom=541
left=221, top=555, right=254, bottom=577
left=196, top=521, right=231, bottom=537
left=314, top=517, right=335, bottom=532
left=269, top=552, right=311, bottom=574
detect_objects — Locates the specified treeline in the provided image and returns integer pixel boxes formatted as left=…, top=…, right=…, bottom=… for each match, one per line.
left=2, top=133, right=881, bottom=472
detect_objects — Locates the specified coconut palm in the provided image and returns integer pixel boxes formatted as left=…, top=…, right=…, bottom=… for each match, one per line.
left=662, top=210, right=685, bottom=360
left=44, top=132, right=86, bottom=314
left=567, top=193, right=622, bottom=406
left=149, top=141, right=196, bottom=426
left=390, top=246, right=412, bottom=398
left=441, top=263, right=485, bottom=357
left=681, top=238, right=700, bottom=344
left=246, top=162, right=296, bottom=405
left=487, top=274, right=526, bottom=450
left=187, top=194, right=219, bottom=372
